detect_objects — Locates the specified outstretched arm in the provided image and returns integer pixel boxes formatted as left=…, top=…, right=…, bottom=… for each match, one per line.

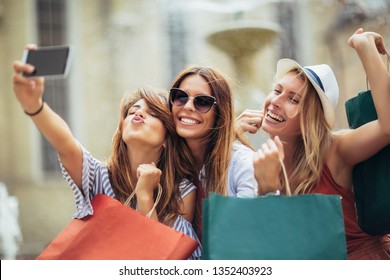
left=12, top=48, right=82, bottom=188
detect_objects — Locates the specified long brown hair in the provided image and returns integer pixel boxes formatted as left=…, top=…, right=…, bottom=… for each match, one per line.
left=107, top=88, right=187, bottom=225
left=170, top=66, right=236, bottom=196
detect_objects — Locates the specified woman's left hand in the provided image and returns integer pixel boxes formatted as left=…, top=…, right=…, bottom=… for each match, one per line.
left=135, top=162, right=161, bottom=198
left=348, top=28, right=388, bottom=55
left=254, top=136, right=284, bottom=195
left=135, top=162, right=162, bottom=219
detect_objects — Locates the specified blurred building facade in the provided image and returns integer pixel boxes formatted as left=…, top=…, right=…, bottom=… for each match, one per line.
left=0, top=0, right=389, bottom=258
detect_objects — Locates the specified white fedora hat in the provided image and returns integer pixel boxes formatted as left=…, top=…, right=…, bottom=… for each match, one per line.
left=275, top=58, right=339, bottom=127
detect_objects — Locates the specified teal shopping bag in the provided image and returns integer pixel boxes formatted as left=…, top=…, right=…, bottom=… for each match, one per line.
left=202, top=193, right=347, bottom=260
left=345, top=90, right=390, bottom=235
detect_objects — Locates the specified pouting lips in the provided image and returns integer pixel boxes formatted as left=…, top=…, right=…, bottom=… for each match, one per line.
left=267, top=111, right=285, bottom=122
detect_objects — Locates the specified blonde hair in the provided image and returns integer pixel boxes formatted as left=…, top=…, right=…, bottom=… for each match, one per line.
left=281, top=69, right=333, bottom=194
left=107, top=88, right=185, bottom=225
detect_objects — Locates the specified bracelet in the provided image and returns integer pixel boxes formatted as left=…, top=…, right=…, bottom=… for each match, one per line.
left=260, top=190, right=281, bottom=197
left=24, top=99, right=45, bottom=116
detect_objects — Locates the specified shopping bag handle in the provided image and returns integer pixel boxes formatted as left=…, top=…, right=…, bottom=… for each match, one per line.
left=124, top=183, right=163, bottom=218
left=280, top=158, right=292, bottom=196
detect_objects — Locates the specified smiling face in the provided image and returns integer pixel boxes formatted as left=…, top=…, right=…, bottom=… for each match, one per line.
left=262, top=72, right=305, bottom=140
left=171, top=74, right=216, bottom=146
left=122, top=98, right=166, bottom=149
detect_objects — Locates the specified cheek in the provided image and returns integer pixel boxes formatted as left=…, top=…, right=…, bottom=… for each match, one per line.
left=120, top=118, right=127, bottom=133
left=285, top=104, right=300, bottom=119
left=205, top=110, right=217, bottom=128
left=288, top=113, right=302, bottom=133
left=171, top=107, right=179, bottom=119
left=263, top=96, right=273, bottom=109
left=153, top=122, right=167, bottom=141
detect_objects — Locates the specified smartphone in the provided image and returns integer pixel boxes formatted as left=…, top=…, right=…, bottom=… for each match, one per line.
left=21, top=45, right=72, bottom=78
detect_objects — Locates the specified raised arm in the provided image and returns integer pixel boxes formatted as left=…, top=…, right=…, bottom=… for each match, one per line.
left=334, top=29, right=390, bottom=169
left=134, top=163, right=163, bottom=221
left=12, top=52, right=82, bottom=188
left=348, top=28, right=390, bottom=133
left=236, top=108, right=264, bottom=134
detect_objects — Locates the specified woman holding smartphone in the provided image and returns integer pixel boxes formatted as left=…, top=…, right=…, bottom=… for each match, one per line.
left=12, top=47, right=201, bottom=259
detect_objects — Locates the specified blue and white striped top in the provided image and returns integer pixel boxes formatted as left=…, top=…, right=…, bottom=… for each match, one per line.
left=60, top=145, right=201, bottom=260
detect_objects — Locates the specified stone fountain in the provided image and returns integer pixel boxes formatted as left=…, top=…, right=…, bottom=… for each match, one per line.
left=206, top=20, right=281, bottom=112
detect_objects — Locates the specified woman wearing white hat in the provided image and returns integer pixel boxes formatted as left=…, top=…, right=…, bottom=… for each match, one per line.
left=242, top=28, right=390, bottom=259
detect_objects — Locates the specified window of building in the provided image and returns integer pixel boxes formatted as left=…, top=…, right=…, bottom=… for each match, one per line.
left=36, top=0, right=70, bottom=174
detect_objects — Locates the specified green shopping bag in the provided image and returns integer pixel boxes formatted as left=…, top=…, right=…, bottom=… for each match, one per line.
left=202, top=193, right=347, bottom=260
left=345, top=90, right=390, bottom=235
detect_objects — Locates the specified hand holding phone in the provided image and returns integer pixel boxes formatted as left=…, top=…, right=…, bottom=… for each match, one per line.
left=21, top=45, right=72, bottom=78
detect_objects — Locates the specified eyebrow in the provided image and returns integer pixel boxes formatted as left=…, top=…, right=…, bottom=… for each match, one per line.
left=275, top=83, right=302, bottom=98
left=127, top=104, right=140, bottom=113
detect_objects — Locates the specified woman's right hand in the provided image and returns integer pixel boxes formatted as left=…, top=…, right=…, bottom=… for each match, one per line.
left=12, top=45, right=45, bottom=114
left=236, top=109, right=264, bottom=134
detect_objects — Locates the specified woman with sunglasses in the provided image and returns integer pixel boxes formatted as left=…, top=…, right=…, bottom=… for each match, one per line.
left=248, top=29, right=390, bottom=259
left=12, top=48, right=201, bottom=259
left=169, top=66, right=258, bottom=239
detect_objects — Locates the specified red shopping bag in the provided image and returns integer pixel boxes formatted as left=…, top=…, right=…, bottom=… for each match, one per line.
left=36, top=194, right=198, bottom=260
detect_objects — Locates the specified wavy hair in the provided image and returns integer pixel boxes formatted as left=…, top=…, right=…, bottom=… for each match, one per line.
left=280, top=69, right=333, bottom=194
left=170, top=66, right=238, bottom=195
left=107, top=88, right=188, bottom=225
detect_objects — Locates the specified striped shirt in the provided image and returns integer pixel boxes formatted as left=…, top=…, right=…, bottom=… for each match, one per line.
left=60, top=145, right=201, bottom=259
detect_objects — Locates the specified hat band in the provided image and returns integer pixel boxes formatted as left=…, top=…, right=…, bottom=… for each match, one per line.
left=304, top=67, right=325, bottom=92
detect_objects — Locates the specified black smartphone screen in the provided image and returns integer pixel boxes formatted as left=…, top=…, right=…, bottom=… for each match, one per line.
left=22, top=46, right=71, bottom=77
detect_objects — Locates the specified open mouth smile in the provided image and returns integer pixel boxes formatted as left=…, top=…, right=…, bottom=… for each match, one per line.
left=179, top=117, right=200, bottom=125
left=267, top=111, right=285, bottom=122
